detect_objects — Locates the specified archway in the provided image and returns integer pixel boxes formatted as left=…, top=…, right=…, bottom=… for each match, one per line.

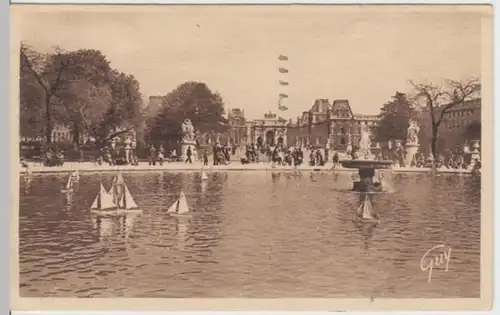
left=277, top=136, right=284, bottom=146
left=256, top=136, right=263, bottom=147
left=265, top=130, right=275, bottom=146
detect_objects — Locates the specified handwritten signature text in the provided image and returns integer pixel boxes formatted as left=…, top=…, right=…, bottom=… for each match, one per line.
left=420, top=244, right=452, bottom=282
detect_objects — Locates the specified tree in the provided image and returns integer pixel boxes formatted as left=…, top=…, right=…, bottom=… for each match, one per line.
left=20, top=44, right=73, bottom=143
left=54, top=79, right=113, bottom=144
left=372, top=92, right=417, bottom=144
left=410, top=78, right=481, bottom=158
left=48, top=49, right=144, bottom=146
left=91, top=73, right=144, bottom=144
left=20, top=45, right=145, bottom=147
left=146, top=82, right=228, bottom=145
left=20, top=60, right=45, bottom=138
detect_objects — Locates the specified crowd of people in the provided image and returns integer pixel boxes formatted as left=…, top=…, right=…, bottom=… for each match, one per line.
left=21, top=135, right=481, bottom=175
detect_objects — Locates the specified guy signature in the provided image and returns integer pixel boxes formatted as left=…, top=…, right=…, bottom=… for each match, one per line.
left=420, top=244, right=452, bottom=282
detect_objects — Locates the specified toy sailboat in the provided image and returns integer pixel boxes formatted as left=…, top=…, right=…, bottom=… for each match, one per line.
left=90, top=182, right=118, bottom=212
left=356, top=194, right=380, bottom=223
left=109, top=173, right=140, bottom=210
left=201, top=170, right=208, bottom=181
left=167, top=191, right=190, bottom=217
left=61, top=173, right=74, bottom=193
left=72, top=169, right=80, bottom=181
left=25, top=163, right=32, bottom=177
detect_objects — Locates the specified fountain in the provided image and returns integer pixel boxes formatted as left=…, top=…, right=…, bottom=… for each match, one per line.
left=404, top=119, right=420, bottom=167
left=339, top=126, right=393, bottom=222
left=180, top=118, right=198, bottom=162
left=466, top=140, right=481, bottom=170
left=340, top=126, right=393, bottom=193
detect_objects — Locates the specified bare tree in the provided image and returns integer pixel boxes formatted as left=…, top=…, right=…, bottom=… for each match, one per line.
left=409, top=78, right=481, bottom=158
left=20, top=43, right=72, bottom=144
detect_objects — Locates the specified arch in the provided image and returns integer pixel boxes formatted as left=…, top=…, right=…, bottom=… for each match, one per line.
left=277, top=136, right=284, bottom=145
left=256, top=136, right=263, bottom=147
left=265, top=130, right=275, bottom=146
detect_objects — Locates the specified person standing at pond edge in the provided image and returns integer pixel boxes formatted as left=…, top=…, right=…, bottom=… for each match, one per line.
left=203, top=150, right=208, bottom=166
left=186, top=146, right=192, bottom=164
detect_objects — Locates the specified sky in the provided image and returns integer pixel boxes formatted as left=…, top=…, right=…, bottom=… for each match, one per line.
left=13, top=5, right=483, bottom=120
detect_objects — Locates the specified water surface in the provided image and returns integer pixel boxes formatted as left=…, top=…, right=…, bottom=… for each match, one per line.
left=19, top=171, right=481, bottom=298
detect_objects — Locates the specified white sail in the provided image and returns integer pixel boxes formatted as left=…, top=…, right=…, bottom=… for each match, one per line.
left=177, top=191, right=189, bottom=214
left=168, top=191, right=190, bottom=214
left=109, top=173, right=126, bottom=208
left=65, top=174, right=73, bottom=189
left=72, top=170, right=80, bottom=180
left=91, top=182, right=117, bottom=210
left=99, top=216, right=114, bottom=238
left=358, top=195, right=378, bottom=221
left=116, top=172, right=125, bottom=184
left=201, top=171, right=208, bottom=181
left=122, top=182, right=139, bottom=209
left=167, top=199, right=179, bottom=213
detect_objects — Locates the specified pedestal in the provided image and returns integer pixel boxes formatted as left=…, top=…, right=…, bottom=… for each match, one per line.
left=180, top=140, right=197, bottom=162
left=468, top=152, right=480, bottom=170
left=404, top=144, right=420, bottom=167
left=352, top=168, right=383, bottom=193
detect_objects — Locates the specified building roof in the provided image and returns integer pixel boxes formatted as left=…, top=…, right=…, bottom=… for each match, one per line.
left=331, top=99, right=354, bottom=118
left=310, top=99, right=331, bottom=113
left=228, top=108, right=245, bottom=119
left=446, top=98, right=481, bottom=112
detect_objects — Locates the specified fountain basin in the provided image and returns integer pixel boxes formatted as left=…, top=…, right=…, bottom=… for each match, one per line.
left=339, top=159, right=393, bottom=170
left=340, top=159, right=393, bottom=193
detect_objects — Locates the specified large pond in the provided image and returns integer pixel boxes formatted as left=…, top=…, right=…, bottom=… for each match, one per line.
left=18, top=171, right=481, bottom=298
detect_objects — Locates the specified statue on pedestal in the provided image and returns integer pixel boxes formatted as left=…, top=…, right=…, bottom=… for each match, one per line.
left=181, top=118, right=196, bottom=142
left=358, top=126, right=372, bottom=160
left=180, top=118, right=197, bottom=162
left=406, top=119, right=420, bottom=146
left=404, top=119, right=421, bottom=167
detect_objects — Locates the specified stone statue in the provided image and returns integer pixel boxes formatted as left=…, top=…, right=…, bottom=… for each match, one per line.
left=181, top=118, right=195, bottom=142
left=358, top=126, right=372, bottom=159
left=406, top=119, right=420, bottom=145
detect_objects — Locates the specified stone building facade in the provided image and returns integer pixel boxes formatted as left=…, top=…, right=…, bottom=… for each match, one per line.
left=419, top=98, right=481, bottom=152
left=247, top=112, right=289, bottom=147
left=227, top=99, right=380, bottom=150
left=227, top=108, right=247, bottom=145
left=286, top=99, right=379, bottom=149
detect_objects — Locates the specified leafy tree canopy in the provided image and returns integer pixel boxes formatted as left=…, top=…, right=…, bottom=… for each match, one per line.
left=146, top=81, right=228, bottom=145
left=20, top=44, right=144, bottom=145
left=372, top=92, right=417, bottom=144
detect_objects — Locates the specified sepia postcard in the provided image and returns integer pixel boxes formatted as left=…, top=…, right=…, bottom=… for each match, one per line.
left=10, top=4, right=493, bottom=312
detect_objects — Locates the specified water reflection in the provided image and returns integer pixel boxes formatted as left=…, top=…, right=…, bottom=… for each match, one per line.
left=22, top=175, right=32, bottom=195
left=91, top=211, right=141, bottom=243
left=19, top=171, right=481, bottom=298
left=175, top=216, right=191, bottom=250
left=353, top=221, right=378, bottom=250
left=64, top=191, right=73, bottom=207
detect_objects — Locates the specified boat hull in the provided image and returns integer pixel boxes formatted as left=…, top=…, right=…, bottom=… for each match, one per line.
left=91, top=208, right=141, bottom=216
left=169, top=213, right=192, bottom=218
